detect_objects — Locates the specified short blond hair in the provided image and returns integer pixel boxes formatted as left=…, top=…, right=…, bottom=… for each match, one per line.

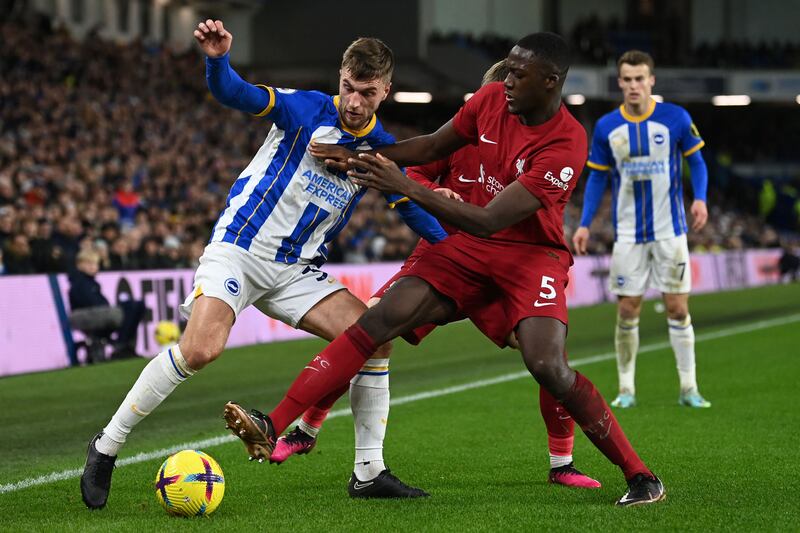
left=482, top=60, right=509, bottom=86
left=341, top=37, right=394, bottom=82
left=77, top=249, right=100, bottom=264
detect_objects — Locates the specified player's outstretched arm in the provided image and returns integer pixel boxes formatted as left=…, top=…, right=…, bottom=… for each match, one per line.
left=349, top=153, right=540, bottom=238
left=309, top=120, right=468, bottom=172
left=195, top=19, right=270, bottom=115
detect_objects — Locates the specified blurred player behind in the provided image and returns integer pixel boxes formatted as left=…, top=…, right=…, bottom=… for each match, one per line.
left=572, top=50, right=711, bottom=409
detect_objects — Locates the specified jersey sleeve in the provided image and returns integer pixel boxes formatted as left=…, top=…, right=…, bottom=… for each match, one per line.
left=406, top=159, right=449, bottom=191
left=253, top=88, right=328, bottom=131
left=586, top=122, right=612, bottom=171
left=384, top=195, right=447, bottom=243
left=517, top=145, right=584, bottom=209
left=678, top=109, right=705, bottom=156
left=451, top=86, right=492, bottom=143
left=205, top=54, right=271, bottom=115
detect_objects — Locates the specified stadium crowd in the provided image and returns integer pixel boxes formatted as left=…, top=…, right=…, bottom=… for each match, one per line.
left=430, top=17, right=800, bottom=69
left=0, top=16, right=420, bottom=276
left=1, top=13, right=797, bottom=276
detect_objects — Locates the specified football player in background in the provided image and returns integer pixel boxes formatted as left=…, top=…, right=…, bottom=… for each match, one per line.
left=273, top=60, right=601, bottom=491
left=80, top=19, right=446, bottom=509
left=572, top=50, right=711, bottom=409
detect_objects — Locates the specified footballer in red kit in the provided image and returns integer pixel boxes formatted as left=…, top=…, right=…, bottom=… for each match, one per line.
left=402, top=83, right=587, bottom=338
left=226, top=32, right=665, bottom=507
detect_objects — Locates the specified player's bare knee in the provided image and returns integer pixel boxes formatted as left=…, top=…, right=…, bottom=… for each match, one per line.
left=522, top=341, right=571, bottom=395
left=664, top=299, right=688, bottom=321
left=179, top=338, right=223, bottom=370
left=618, top=297, right=642, bottom=320
left=666, top=308, right=688, bottom=322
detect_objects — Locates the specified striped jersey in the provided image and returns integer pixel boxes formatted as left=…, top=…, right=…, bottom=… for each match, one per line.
left=210, top=88, right=394, bottom=264
left=587, top=99, right=704, bottom=243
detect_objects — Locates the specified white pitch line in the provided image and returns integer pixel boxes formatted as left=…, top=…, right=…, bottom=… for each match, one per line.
left=2, top=312, right=798, bottom=495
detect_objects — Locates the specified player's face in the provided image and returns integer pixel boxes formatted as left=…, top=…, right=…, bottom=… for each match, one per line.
left=338, top=69, right=391, bottom=131
left=618, top=63, right=655, bottom=105
left=503, top=46, right=558, bottom=115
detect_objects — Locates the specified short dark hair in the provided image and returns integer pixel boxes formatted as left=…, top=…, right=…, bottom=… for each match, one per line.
left=515, top=32, right=570, bottom=75
left=341, top=37, right=394, bottom=82
left=617, top=50, right=655, bottom=74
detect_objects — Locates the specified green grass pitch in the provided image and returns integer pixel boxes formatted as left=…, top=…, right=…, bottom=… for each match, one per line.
left=1, top=283, right=799, bottom=531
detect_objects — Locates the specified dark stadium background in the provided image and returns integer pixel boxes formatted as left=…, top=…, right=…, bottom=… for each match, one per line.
left=1, top=0, right=798, bottom=275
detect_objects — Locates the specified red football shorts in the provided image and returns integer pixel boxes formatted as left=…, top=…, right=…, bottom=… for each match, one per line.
left=372, top=240, right=433, bottom=300
left=403, top=233, right=571, bottom=345
left=373, top=239, right=513, bottom=347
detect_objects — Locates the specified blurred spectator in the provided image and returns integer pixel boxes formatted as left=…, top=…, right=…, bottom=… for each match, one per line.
left=778, top=243, right=800, bottom=282
left=113, top=181, right=141, bottom=228
left=108, top=236, right=136, bottom=270
left=3, top=233, right=35, bottom=274
left=68, top=249, right=145, bottom=358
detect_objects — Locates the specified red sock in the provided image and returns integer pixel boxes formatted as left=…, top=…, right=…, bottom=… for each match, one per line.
left=269, top=324, right=377, bottom=435
left=540, top=386, right=574, bottom=457
left=301, top=382, right=350, bottom=429
left=559, top=372, right=652, bottom=480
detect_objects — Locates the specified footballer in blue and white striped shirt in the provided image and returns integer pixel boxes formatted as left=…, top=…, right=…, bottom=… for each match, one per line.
left=572, top=50, right=711, bottom=411
left=81, top=19, right=437, bottom=509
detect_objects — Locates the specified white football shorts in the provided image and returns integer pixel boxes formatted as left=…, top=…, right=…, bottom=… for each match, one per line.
left=609, top=234, right=691, bottom=296
left=180, top=242, right=346, bottom=327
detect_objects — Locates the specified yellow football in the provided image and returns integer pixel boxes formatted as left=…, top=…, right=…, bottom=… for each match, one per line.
left=154, top=320, right=181, bottom=347
left=154, top=450, right=225, bottom=517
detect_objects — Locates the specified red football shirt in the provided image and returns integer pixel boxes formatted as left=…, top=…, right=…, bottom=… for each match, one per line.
left=451, top=82, right=588, bottom=252
left=406, top=145, right=482, bottom=235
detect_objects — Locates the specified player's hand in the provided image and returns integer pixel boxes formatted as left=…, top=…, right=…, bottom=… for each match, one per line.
left=434, top=188, right=462, bottom=201
left=193, top=19, right=232, bottom=58
left=690, top=200, right=708, bottom=231
left=309, top=141, right=355, bottom=172
left=347, top=153, right=409, bottom=194
left=572, top=226, right=591, bottom=255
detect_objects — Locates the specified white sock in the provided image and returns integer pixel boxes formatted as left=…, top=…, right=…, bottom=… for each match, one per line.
left=615, top=316, right=639, bottom=394
left=350, top=357, right=389, bottom=481
left=297, top=419, right=320, bottom=438
left=668, top=315, right=698, bottom=393
left=550, top=454, right=573, bottom=469
left=95, top=346, right=195, bottom=456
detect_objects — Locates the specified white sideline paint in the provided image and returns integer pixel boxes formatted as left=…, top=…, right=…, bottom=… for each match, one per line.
left=2, top=312, right=798, bottom=495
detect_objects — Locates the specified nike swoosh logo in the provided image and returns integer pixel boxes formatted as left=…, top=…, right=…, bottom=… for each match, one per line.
left=480, top=133, right=497, bottom=144
left=618, top=493, right=635, bottom=504
left=557, top=415, right=572, bottom=420
left=533, top=300, right=556, bottom=307
left=457, top=175, right=478, bottom=183
left=353, top=481, right=374, bottom=490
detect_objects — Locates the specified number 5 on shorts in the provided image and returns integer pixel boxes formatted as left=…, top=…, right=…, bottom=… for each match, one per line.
left=539, top=276, right=556, bottom=300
